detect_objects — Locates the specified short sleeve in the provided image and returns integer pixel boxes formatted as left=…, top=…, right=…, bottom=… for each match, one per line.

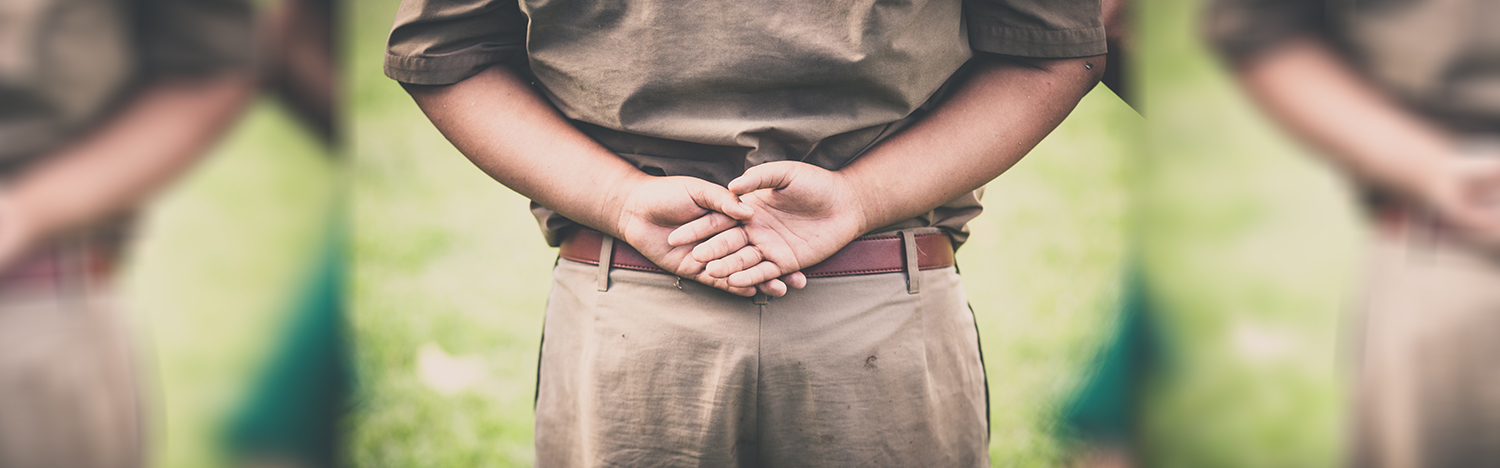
left=1203, top=0, right=1325, bottom=64
left=965, top=0, right=1107, bottom=58
left=384, top=0, right=529, bottom=85
left=135, top=0, right=255, bottom=76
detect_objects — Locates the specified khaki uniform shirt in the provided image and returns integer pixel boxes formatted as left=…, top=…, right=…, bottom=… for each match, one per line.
left=0, top=0, right=254, bottom=170
left=1206, top=0, right=1500, bottom=133
left=386, top=0, right=1106, bottom=247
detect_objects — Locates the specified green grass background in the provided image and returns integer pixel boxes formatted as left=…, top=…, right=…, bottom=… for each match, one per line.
left=1133, top=0, right=1361, bottom=466
left=126, top=97, right=337, bottom=468
left=348, top=0, right=1135, bottom=466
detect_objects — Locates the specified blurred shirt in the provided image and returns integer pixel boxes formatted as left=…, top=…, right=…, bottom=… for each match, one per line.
left=0, top=0, right=254, bottom=170
left=1205, top=0, right=1500, bottom=134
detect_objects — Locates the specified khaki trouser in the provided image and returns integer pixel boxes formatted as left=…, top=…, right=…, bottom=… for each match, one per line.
left=0, top=231, right=141, bottom=468
left=1349, top=218, right=1500, bottom=468
left=535, top=239, right=990, bottom=467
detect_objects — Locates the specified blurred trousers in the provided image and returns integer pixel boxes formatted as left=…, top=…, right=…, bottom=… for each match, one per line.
left=534, top=249, right=990, bottom=467
left=0, top=231, right=142, bottom=468
left=1350, top=213, right=1500, bottom=468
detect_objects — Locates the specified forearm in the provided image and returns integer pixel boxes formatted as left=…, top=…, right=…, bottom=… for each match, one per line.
left=405, top=65, right=650, bottom=239
left=8, top=71, right=255, bottom=241
left=1237, top=36, right=1456, bottom=201
left=843, top=54, right=1105, bottom=234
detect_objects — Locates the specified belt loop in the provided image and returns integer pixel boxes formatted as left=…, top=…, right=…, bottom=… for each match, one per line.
left=901, top=230, right=920, bottom=294
left=597, top=235, right=614, bottom=292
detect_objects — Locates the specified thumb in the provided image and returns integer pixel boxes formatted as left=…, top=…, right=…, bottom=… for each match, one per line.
left=687, top=180, right=754, bottom=220
left=729, top=161, right=800, bottom=195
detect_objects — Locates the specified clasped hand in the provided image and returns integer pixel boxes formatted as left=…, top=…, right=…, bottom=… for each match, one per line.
left=1410, top=155, right=1500, bottom=249
left=614, top=161, right=867, bottom=297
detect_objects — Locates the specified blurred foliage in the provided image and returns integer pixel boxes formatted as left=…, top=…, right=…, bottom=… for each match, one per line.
left=1134, top=0, right=1361, bottom=466
left=120, top=0, right=1368, bottom=466
left=125, top=97, right=337, bottom=468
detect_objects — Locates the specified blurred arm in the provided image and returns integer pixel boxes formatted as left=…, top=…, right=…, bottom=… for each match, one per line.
left=1237, top=36, right=1457, bottom=203
left=2, top=71, right=255, bottom=261
left=1235, top=36, right=1500, bottom=243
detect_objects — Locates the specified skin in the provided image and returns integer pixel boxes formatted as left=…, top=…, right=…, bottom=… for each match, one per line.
left=0, top=72, right=256, bottom=270
left=671, top=54, right=1106, bottom=288
left=411, top=54, right=1102, bottom=296
left=1234, top=36, right=1500, bottom=245
left=405, top=66, right=781, bottom=297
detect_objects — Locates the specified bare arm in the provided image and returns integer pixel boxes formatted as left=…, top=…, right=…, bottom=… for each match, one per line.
left=1235, top=36, right=1500, bottom=240
left=404, top=65, right=777, bottom=296
left=1, top=71, right=255, bottom=266
left=679, top=54, right=1106, bottom=286
left=405, top=66, right=713, bottom=239
left=842, top=54, right=1105, bottom=233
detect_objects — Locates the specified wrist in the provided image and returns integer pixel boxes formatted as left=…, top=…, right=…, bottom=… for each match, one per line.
left=834, top=169, right=878, bottom=236
left=598, top=170, right=650, bottom=240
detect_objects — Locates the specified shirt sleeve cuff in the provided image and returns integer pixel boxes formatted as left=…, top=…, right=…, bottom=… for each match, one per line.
left=384, top=46, right=525, bottom=85
left=968, top=24, right=1108, bottom=58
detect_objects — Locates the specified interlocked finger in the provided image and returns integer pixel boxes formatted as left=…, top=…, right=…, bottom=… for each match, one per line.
left=727, top=260, right=787, bottom=289
left=692, top=227, right=750, bottom=263
left=756, top=278, right=789, bottom=297
left=728, top=161, right=798, bottom=195
left=706, top=244, right=763, bottom=279
left=693, top=272, right=756, bottom=297
left=668, top=212, right=739, bottom=247
left=673, top=251, right=708, bottom=277
left=781, top=271, right=808, bottom=289
left=686, top=181, right=754, bottom=220
left=724, top=282, right=757, bottom=297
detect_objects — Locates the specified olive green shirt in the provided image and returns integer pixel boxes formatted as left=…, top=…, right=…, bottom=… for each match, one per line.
left=386, top=0, right=1107, bottom=246
left=0, top=0, right=254, bottom=168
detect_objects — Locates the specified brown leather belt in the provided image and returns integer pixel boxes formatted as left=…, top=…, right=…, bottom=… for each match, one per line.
left=0, top=238, right=119, bottom=296
left=559, top=228, right=955, bottom=278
